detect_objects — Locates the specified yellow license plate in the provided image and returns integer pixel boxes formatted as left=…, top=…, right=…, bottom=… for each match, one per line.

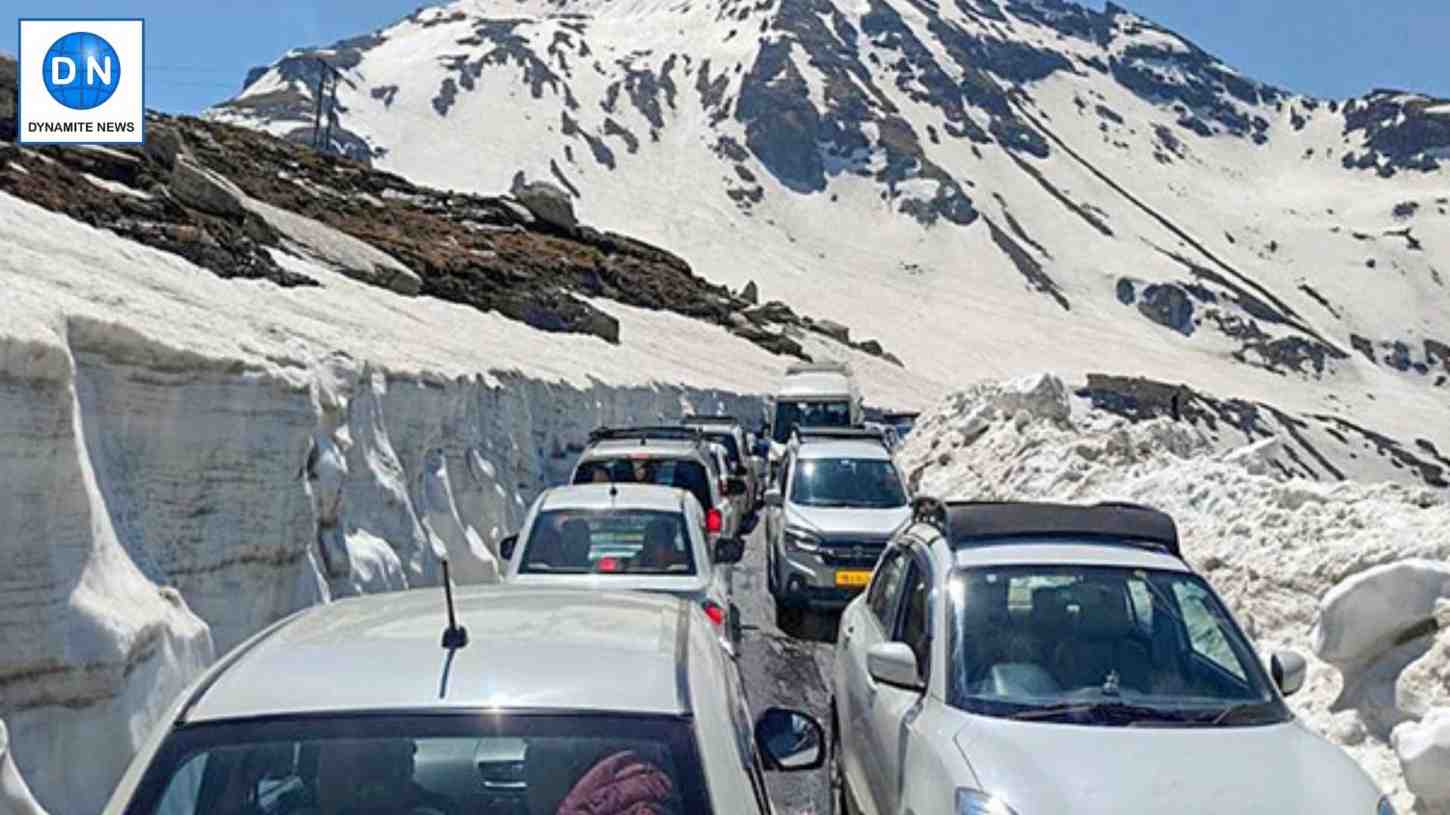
left=835, top=570, right=872, bottom=588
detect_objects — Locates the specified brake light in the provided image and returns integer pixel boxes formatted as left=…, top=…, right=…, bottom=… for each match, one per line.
left=703, top=601, right=726, bottom=627
left=597, top=557, right=620, bottom=573
left=706, top=508, right=723, bottom=534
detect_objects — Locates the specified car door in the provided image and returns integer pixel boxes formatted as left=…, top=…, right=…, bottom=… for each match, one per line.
left=864, top=552, right=933, bottom=815
left=837, top=547, right=910, bottom=813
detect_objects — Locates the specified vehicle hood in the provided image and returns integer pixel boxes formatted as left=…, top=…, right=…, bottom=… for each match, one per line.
left=786, top=505, right=911, bottom=539
left=505, top=573, right=708, bottom=596
left=954, top=716, right=1383, bottom=814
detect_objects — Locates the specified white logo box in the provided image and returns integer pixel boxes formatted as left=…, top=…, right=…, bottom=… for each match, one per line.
left=19, top=19, right=145, bottom=145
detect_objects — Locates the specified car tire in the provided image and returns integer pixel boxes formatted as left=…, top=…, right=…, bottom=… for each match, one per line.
left=830, top=699, right=853, bottom=815
left=775, top=597, right=803, bottom=637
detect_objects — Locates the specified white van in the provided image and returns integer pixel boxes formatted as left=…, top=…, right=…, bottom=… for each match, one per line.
left=764, top=361, right=864, bottom=477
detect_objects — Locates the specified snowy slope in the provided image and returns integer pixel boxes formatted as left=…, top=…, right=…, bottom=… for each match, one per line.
left=211, top=0, right=1450, bottom=469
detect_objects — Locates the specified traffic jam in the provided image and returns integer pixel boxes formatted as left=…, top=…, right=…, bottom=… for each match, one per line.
left=100, top=361, right=1394, bottom=815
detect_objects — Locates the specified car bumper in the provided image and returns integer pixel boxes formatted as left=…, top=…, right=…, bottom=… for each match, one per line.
left=775, top=549, right=873, bottom=609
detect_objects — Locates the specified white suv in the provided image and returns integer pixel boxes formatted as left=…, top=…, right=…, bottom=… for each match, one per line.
left=830, top=499, right=1394, bottom=815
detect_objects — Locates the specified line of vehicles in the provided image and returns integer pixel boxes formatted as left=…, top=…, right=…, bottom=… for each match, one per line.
left=101, top=361, right=1396, bottom=815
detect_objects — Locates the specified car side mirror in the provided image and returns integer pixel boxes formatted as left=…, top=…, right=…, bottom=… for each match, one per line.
left=726, top=477, right=748, bottom=496
left=499, top=534, right=518, bottom=561
left=754, top=707, right=824, bottom=772
left=764, top=489, right=783, bottom=508
left=1270, top=650, right=1306, bottom=697
left=867, top=642, right=924, bottom=691
left=714, top=538, right=745, bottom=565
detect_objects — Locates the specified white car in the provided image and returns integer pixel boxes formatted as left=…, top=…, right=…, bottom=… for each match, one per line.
left=102, top=586, right=822, bottom=815
left=502, top=483, right=744, bottom=647
left=831, top=499, right=1395, bottom=815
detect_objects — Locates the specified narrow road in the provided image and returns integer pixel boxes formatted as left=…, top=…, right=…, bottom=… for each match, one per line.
left=733, top=514, right=844, bottom=815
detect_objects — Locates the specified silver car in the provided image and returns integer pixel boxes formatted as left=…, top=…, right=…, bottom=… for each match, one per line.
left=830, top=499, right=1394, bottom=815
left=103, top=586, right=824, bottom=815
left=501, top=483, right=745, bottom=649
left=571, top=426, right=746, bottom=543
left=682, top=414, right=760, bottom=514
left=764, top=428, right=912, bottom=631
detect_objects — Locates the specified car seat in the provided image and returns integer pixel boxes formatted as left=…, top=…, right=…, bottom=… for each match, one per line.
left=639, top=519, right=680, bottom=571
left=1050, top=583, right=1152, bottom=692
left=527, top=526, right=564, bottom=570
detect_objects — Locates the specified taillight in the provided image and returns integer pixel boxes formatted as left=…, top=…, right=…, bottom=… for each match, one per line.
left=703, top=601, right=726, bottom=627
left=706, top=508, right=723, bottom=534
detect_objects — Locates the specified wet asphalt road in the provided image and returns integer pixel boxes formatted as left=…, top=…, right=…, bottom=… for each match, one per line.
left=732, top=513, right=844, bottom=815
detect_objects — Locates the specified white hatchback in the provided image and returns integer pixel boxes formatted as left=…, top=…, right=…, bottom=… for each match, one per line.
left=502, top=483, right=745, bottom=648
left=831, top=499, right=1394, bottom=815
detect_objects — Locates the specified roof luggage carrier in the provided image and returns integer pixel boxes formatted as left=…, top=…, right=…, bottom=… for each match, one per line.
left=784, top=360, right=853, bottom=376
left=790, top=425, right=886, bottom=443
left=680, top=414, right=740, bottom=425
left=881, top=411, right=920, bottom=424
left=588, top=426, right=704, bottom=445
left=909, top=497, right=1180, bottom=558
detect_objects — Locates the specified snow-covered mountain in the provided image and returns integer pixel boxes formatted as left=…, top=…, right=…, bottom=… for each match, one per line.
left=211, top=0, right=1450, bottom=471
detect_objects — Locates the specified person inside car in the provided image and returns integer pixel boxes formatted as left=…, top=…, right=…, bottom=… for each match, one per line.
left=637, top=519, right=683, bottom=573
left=554, top=750, right=677, bottom=815
left=560, top=519, right=593, bottom=569
left=287, top=738, right=453, bottom=815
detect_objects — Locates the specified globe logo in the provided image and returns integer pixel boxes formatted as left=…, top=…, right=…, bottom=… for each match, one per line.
left=42, top=32, right=122, bottom=110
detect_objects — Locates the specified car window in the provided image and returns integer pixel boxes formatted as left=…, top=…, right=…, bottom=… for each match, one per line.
left=867, top=549, right=909, bottom=626
left=790, top=457, right=906, bottom=508
left=573, top=457, right=712, bottom=511
left=520, top=509, right=696, bottom=575
left=895, top=560, right=931, bottom=682
left=948, top=563, right=1284, bottom=726
left=127, top=714, right=712, bottom=815
left=771, top=399, right=851, bottom=442
left=1172, top=580, right=1247, bottom=681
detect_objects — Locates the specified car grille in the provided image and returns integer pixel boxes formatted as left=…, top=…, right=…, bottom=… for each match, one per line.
left=818, top=540, right=886, bottom=568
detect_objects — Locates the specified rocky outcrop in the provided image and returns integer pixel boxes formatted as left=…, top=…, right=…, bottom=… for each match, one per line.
left=509, top=172, right=578, bottom=233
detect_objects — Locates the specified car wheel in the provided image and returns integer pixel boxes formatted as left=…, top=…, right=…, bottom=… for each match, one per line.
left=830, top=700, right=852, bottom=815
left=775, top=597, right=803, bottom=637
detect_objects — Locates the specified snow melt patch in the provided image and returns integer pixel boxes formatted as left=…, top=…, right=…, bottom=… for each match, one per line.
left=897, top=374, right=1450, bottom=811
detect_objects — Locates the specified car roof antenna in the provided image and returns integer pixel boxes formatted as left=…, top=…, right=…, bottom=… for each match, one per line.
left=440, top=559, right=469, bottom=650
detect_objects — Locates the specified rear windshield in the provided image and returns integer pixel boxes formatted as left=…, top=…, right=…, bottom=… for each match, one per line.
left=573, top=457, right=712, bottom=511
left=122, top=714, right=712, bottom=815
left=771, top=400, right=851, bottom=442
left=701, top=432, right=741, bottom=467
left=521, top=509, right=696, bottom=575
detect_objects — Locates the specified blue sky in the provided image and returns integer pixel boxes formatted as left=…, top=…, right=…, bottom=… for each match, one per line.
left=2, top=0, right=1446, bottom=114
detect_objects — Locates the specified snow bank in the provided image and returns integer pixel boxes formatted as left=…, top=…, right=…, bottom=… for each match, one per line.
left=0, top=191, right=805, bottom=814
left=1394, top=708, right=1450, bottom=812
left=898, top=374, right=1450, bottom=811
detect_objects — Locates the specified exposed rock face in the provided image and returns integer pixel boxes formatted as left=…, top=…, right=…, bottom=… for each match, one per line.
left=741, top=280, right=759, bottom=304
left=1137, top=283, right=1195, bottom=335
left=509, top=172, right=578, bottom=233
left=170, top=157, right=246, bottom=217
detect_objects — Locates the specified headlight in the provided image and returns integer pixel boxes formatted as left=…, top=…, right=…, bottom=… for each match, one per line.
left=784, top=525, right=821, bottom=552
left=957, top=789, right=1019, bottom=815
left=1378, top=796, right=1397, bottom=815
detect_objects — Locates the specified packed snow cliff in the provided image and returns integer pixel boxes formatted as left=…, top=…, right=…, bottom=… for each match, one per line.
left=897, top=373, right=1450, bottom=812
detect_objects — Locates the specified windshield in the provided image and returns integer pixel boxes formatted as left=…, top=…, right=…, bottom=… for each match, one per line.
left=122, top=713, right=711, bottom=815
left=520, top=509, right=696, bottom=575
left=949, top=563, right=1288, bottom=727
left=789, top=458, right=907, bottom=508
left=572, top=457, right=712, bottom=512
left=771, top=400, right=851, bottom=442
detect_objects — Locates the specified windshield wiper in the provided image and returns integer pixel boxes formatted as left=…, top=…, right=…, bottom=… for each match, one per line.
left=1202, top=701, right=1274, bottom=727
left=1008, top=701, right=1187, bottom=726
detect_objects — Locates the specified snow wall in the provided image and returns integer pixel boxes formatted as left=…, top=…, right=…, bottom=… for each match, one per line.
left=0, top=315, right=760, bottom=815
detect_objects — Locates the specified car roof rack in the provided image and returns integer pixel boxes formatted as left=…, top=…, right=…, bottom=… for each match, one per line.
left=588, top=426, right=704, bottom=445
left=789, top=425, right=886, bottom=444
left=881, top=411, right=920, bottom=423
left=913, top=499, right=1180, bottom=558
left=785, top=360, right=853, bottom=376
left=680, top=414, right=739, bottom=425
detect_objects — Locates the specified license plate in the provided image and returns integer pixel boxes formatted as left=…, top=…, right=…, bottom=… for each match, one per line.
left=835, top=570, right=871, bottom=588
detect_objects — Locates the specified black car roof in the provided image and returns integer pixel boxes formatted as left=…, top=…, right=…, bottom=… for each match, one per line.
left=911, top=497, right=1181, bottom=558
